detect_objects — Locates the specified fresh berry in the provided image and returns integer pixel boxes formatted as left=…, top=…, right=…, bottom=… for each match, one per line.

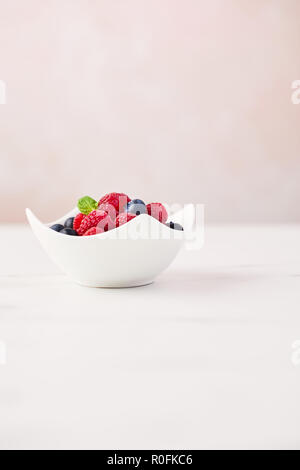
left=96, top=202, right=118, bottom=222
left=77, top=210, right=110, bottom=236
left=50, top=224, right=64, bottom=232
left=60, top=228, right=78, bottom=236
left=165, top=221, right=184, bottom=231
left=83, top=227, right=104, bottom=236
left=147, top=203, right=168, bottom=223
left=116, top=212, right=136, bottom=227
left=126, top=199, right=147, bottom=216
left=64, top=217, right=74, bottom=229
left=73, top=213, right=86, bottom=232
left=98, top=193, right=131, bottom=213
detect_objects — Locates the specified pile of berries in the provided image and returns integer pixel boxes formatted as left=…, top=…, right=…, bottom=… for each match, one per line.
left=50, top=192, right=184, bottom=236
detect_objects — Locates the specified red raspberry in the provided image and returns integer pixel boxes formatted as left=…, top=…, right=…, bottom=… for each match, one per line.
left=77, top=210, right=110, bottom=235
left=146, top=203, right=168, bottom=223
left=116, top=212, right=136, bottom=227
left=73, top=213, right=86, bottom=233
left=83, top=226, right=104, bottom=236
left=98, top=192, right=131, bottom=213
left=96, top=202, right=118, bottom=222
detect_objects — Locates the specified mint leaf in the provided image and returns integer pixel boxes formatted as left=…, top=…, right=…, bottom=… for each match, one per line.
left=77, top=196, right=98, bottom=215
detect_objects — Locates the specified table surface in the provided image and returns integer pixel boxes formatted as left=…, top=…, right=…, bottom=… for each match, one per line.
left=0, top=224, right=300, bottom=450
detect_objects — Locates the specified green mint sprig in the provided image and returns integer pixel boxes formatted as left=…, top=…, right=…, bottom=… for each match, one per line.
left=77, top=196, right=98, bottom=215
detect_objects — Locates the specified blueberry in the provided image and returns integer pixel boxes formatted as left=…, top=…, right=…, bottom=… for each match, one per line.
left=64, top=217, right=74, bottom=229
left=50, top=224, right=64, bottom=232
left=60, top=228, right=78, bottom=236
left=166, top=221, right=184, bottom=231
left=127, top=199, right=147, bottom=216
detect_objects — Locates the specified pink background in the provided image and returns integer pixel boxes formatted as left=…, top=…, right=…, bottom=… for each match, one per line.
left=0, top=0, right=300, bottom=223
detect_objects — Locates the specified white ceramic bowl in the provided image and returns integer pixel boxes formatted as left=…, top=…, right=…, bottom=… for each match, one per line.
left=26, top=205, right=193, bottom=288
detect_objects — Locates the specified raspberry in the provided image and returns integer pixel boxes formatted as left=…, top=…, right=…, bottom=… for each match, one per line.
left=73, top=213, right=86, bottom=233
left=146, top=203, right=168, bottom=223
left=98, top=193, right=131, bottom=213
left=77, top=210, right=110, bottom=235
left=116, top=212, right=136, bottom=227
left=83, top=227, right=104, bottom=236
left=96, top=202, right=118, bottom=222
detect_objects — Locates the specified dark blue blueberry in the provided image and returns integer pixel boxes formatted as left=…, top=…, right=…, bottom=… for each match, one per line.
left=165, top=221, right=184, bottom=231
left=64, top=217, right=74, bottom=229
left=126, top=199, right=147, bottom=216
left=60, top=228, right=78, bottom=236
left=50, top=224, right=64, bottom=232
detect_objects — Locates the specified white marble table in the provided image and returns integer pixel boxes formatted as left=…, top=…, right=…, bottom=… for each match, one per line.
left=0, top=224, right=300, bottom=450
